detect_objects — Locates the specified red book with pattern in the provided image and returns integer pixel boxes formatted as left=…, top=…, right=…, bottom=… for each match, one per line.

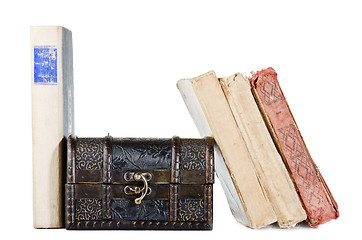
left=249, top=68, right=339, bottom=227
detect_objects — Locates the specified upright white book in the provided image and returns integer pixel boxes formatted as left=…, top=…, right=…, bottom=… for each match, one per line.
left=31, top=26, right=74, bottom=228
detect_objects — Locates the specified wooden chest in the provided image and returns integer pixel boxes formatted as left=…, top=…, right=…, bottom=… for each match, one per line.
left=65, top=135, right=214, bottom=230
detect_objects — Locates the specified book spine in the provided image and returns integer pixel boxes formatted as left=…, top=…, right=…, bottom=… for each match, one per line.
left=250, top=67, right=338, bottom=227
left=178, top=71, right=277, bottom=229
left=219, top=74, right=306, bottom=228
left=177, top=79, right=250, bottom=226
left=31, top=26, right=74, bottom=228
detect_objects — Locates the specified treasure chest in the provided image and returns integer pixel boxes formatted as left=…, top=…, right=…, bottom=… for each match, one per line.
left=65, top=135, right=214, bottom=230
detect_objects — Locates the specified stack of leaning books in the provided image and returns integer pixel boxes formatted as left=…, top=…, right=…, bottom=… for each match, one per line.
left=177, top=69, right=339, bottom=229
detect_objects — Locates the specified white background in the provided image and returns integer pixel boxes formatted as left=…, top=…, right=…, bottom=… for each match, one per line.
left=0, top=0, right=360, bottom=239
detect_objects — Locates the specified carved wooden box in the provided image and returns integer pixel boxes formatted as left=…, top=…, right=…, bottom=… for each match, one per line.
left=65, top=135, right=214, bottom=230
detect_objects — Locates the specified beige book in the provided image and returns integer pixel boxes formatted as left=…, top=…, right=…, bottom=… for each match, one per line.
left=31, top=26, right=74, bottom=228
left=177, top=71, right=277, bottom=229
left=219, top=73, right=307, bottom=228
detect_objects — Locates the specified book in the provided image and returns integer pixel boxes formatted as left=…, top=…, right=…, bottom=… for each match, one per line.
left=249, top=67, right=339, bottom=227
left=219, top=73, right=306, bottom=228
left=31, top=26, right=74, bottom=228
left=177, top=71, right=277, bottom=229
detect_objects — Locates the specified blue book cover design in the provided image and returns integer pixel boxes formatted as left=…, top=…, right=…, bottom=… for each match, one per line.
left=34, top=47, right=57, bottom=84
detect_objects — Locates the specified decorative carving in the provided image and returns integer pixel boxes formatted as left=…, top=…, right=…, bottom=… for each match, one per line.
left=180, top=139, right=206, bottom=170
left=177, top=200, right=204, bottom=222
left=75, top=138, right=103, bottom=170
left=75, top=199, right=102, bottom=221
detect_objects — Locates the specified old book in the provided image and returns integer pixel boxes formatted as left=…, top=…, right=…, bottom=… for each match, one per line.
left=219, top=73, right=307, bottom=228
left=31, top=26, right=74, bottom=228
left=249, top=67, right=339, bottom=227
left=177, top=71, right=277, bottom=229
left=66, top=135, right=214, bottom=230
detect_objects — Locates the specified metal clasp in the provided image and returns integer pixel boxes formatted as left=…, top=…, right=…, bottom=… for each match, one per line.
left=124, top=172, right=152, bottom=204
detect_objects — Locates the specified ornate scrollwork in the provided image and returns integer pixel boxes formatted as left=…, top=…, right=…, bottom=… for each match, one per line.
left=75, top=199, right=102, bottom=221
left=180, top=139, right=206, bottom=170
left=177, top=200, right=204, bottom=222
left=75, top=138, right=103, bottom=170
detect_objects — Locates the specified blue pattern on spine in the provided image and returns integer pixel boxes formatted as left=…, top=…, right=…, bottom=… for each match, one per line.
left=34, top=47, right=57, bottom=84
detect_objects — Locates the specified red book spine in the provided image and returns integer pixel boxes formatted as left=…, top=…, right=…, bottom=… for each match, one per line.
left=250, top=68, right=339, bottom=227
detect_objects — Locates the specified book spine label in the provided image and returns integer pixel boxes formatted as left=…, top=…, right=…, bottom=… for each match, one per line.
left=33, top=46, right=58, bottom=84
left=250, top=67, right=338, bottom=227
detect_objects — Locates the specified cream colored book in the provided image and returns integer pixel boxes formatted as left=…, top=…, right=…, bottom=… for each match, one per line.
left=219, top=73, right=306, bottom=228
left=31, top=26, right=74, bottom=228
left=177, top=71, right=277, bottom=229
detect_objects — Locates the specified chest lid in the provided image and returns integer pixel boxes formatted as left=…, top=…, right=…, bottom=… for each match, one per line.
left=67, top=135, right=214, bottom=185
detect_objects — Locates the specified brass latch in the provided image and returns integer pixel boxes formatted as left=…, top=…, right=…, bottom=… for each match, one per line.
left=124, top=172, right=152, bottom=204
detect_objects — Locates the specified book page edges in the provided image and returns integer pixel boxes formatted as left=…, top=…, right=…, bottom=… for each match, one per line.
left=219, top=73, right=306, bottom=228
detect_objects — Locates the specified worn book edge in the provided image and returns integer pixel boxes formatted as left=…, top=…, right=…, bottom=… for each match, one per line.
left=219, top=73, right=307, bottom=228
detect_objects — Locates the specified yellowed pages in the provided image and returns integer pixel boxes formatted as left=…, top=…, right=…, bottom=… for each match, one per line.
left=219, top=73, right=306, bottom=228
left=177, top=71, right=276, bottom=229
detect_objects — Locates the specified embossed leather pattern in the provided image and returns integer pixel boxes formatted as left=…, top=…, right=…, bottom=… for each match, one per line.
left=112, top=139, right=171, bottom=170
left=111, top=200, right=170, bottom=221
left=66, top=135, right=214, bottom=230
